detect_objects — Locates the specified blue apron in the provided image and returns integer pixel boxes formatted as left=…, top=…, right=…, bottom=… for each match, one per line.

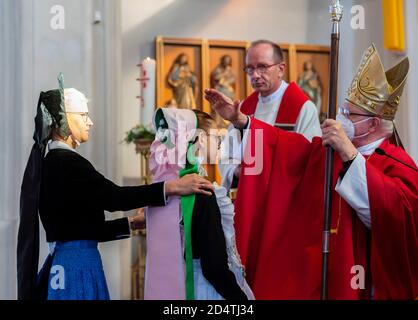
left=38, top=240, right=110, bottom=300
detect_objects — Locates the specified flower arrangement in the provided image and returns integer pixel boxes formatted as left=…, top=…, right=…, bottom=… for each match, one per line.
left=124, top=124, right=155, bottom=144
left=124, top=124, right=155, bottom=156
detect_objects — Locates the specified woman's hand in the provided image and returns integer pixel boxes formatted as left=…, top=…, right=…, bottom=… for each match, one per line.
left=165, top=174, right=214, bottom=196
left=128, top=208, right=146, bottom=231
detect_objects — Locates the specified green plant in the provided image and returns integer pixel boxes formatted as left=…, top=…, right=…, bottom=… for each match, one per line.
left=124, top=124, right=155, bottom=144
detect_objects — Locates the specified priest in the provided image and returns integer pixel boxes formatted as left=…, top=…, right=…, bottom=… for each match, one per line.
left=205, top=39, right=321, bottom=191
left=205, top=44, right=417, bottom=299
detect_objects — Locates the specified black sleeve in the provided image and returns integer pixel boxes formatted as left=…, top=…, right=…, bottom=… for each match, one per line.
left=231, top=176, right=240, bottom=189
left=192, top=193, right=247, bottom=300
left=339, top=159, right=355, bottom=180
left=99, top=179, right=166, bottom=212
left=237, top=115, right=250, bottom=138
left=98, top=218, right=131, bottom=242
left=62, top=154, right=166, bottom=212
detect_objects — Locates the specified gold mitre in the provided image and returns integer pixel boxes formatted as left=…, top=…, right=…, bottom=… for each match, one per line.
left=346, top=44, right=409, bottom=121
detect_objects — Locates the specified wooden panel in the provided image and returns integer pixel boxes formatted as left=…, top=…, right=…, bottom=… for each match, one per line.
left=206, top=40, right=249, bottom=182
left=295, top=45, right=331, bottom=122
left=156, top=37, right=204, bottom=109
left=208, top=45, right=247, bottom=101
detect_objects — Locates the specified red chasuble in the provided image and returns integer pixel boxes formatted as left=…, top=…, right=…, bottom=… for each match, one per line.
left=240, top=82, right=308, bottom=131
left=234, top=118, right=418, bottom=299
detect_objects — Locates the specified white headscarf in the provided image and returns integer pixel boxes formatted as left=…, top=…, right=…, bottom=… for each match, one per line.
left=64, top=88, right=89, bottom=113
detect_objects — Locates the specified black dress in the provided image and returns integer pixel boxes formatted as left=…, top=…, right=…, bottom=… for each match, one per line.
left=39, top=148, right=166, bottom=242
left=191, top=192, right=248, bottom=300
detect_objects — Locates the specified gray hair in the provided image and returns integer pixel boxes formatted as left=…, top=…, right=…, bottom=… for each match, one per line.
left=379, top=118, right=394, bottom=138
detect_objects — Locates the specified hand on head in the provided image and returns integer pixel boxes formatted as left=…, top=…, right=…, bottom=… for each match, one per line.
left=165, top=174, right=214, bottom=197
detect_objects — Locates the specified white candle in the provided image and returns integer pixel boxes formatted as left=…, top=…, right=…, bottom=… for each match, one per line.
left=140, top=57, right=156, bottom=126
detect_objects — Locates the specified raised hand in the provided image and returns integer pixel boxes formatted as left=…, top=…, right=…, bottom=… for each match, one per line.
left=204, top=89, right=246, bottom=128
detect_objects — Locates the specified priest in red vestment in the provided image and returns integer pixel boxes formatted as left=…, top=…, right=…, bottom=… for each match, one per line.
left=208, top=39, right=321, bottom=192
left=204, top=44, right=417, bottom=300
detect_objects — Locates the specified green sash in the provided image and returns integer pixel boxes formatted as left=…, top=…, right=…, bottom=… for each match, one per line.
left=179, top=143, right=199, bottom=300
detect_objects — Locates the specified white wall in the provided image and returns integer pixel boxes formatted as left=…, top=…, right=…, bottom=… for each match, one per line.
left=1, top=0, right=35, bottom=300
left=401, top=0, right=418, bottom=161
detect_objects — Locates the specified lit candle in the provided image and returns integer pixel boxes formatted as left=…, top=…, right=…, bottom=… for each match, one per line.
left=140, top=57, right=156, bottom=126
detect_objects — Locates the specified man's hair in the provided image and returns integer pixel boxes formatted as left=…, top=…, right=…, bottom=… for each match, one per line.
left=248, top=40, right=284, bottom=63
left=380, top=118, right=394, bottom=138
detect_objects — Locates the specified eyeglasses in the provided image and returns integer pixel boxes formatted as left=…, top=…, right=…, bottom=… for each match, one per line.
left=338, top=107, right=377, bottom=119
left=243, top=63, right=281, bottom=75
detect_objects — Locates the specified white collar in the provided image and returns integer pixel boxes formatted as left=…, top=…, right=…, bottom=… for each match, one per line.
left=48, top=140, right=78, bottom=153
left=259, top=81, right=288, bottom=104
left=357, top=138, right=386, bottom=156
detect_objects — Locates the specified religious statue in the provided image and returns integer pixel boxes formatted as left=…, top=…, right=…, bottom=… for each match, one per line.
left=210, top=54, right=236, bottom=100
left=168, top=53, right=198, bottom=109
left=297, top=60, right=322, bottom=115
left=165, top=98, right=178, bottom=108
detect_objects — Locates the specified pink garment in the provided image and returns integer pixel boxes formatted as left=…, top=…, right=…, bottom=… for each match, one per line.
left=144, top=140, right=185, bottom=299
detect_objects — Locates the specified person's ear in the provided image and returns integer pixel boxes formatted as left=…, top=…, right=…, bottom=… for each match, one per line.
left=369, top=117, right=380, bottom=133
left=277, top=62, right=286, bottom=79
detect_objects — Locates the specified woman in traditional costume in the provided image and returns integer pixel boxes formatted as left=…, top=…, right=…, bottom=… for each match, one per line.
left=145, top=107, right=254, bottom=300
left=17, top=74, right=213, bottom=300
